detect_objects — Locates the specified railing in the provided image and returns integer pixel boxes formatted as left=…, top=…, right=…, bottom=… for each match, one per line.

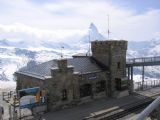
left=134, top=79, right=160, bottom=91
left=136, top=96, right=160, bottom=120
left=127, top=56, right=160, bottom=64
left=2, top=91, right=17, bottom=103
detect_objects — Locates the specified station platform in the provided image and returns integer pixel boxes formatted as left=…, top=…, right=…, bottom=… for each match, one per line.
left=39, top=87, right=160, bottom=120
left=1, top=87, right=160, bottom=120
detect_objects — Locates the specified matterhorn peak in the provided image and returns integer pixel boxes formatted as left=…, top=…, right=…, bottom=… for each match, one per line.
left=87, top=23, right=105, bottom=41
left=89, top=23, right=98, bottom=33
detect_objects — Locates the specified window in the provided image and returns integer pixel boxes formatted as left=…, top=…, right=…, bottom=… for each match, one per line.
left=80, top=84, right=92, bottom=98
left=115, top=78, right=121, bottom=90
left=96, top=81, right=106, bottom=93
left=115, top=78, right=127, bottom=91
left=62, top=89, right=67, bottom=100
left=117, top=62, right=120, bottom=69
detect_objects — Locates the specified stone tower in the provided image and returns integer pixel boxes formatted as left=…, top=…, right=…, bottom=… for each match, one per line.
left=91, top=40, right=128, bottom=97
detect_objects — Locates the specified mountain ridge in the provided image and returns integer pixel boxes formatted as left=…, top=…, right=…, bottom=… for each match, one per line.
left=0, top=23, right=160, bottom=82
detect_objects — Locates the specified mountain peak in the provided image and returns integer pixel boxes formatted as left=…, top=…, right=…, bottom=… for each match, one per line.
left=87, top=23, right=105, bottom=41
left=0, top=39, right=10, bottom=46
left=89, top=23, right=98, bottom=33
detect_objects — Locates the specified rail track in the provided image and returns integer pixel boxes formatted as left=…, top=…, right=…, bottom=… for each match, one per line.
left=84, top=93, right=160, bottom=120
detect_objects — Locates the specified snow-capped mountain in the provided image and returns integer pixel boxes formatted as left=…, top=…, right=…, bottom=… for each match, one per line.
left=0, top=23, right=104, bottom=82
left=0, top=23, right=104, bottom=50
left=127, top=38, right=160, bottom=78
left=127, top=38, right=160, bottom=58
left=0, top=22, right=160, bottom=84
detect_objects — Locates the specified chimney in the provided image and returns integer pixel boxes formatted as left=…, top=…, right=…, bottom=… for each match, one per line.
left=51, top=59, right=74, bottom=77
left=57, top=59, right=67, bottom=70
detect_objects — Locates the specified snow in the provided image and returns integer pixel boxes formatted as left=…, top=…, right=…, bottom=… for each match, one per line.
left=0, top=23, right=160, bottom=90
left=133, top=75, right=158, bottom=82
left=149, top=45, right=160, bottom=56
left=0, top=81, right=16, bottom=90
left=2, top=64, right=18, bottom=80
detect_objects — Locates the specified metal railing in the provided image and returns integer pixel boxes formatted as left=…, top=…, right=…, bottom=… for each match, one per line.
left=127, top=56, right=160, bottom=64
left=136, top=96, right=160, bottom=120
left=134, top=79, right=160, bottom=91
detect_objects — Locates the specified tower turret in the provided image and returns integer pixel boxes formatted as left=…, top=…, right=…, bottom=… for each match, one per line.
left=91, top=40, right=128, bottom=97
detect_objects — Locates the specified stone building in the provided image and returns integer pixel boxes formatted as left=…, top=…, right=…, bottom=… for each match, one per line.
left=15, top=40, right=128, bottom=111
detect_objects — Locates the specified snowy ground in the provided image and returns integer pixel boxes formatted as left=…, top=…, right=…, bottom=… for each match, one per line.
left=133, top=75, right=158, bottom=82
left=0, top=81, right=16, bottom=91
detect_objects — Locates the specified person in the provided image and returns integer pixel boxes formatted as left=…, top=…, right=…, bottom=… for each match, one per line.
left=0, top=105, right=4, bottom=120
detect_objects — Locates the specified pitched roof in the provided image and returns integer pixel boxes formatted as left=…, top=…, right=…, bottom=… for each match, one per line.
left=17, top=57, right=104, bottom=79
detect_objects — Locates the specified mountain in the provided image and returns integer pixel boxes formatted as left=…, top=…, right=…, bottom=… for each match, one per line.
left=127, top=38, right=160, bottom=58
left=0, top=39, right=10, bottom=46
left=0, top=23, right=105, bottom=81
left=0, top=22, right=160, bottom=83
left=79, top=23, right=105, bottom=43
left=127, top=37, right=160, bottom=79
left=0, top=23, right=104, bottom=50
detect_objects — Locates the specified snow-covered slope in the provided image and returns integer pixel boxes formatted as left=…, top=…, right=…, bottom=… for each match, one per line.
left=127, top=38, right=160, bottom=58
left=0, top=23, right=104, bottom=82
left=0, top=22, right=160, bottom=89
left=127, top=37, right=160, bottom=81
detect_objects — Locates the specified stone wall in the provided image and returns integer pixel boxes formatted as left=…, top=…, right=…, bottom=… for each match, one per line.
left=78, top=71, right=109, bottom=103
left=47, top=59, right=109, bottom=110
left=15, top=73, right=45, bottom=91
left=91, top=40, right=128, bottom=96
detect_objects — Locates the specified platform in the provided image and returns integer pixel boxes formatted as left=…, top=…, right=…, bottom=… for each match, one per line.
left=1, top=87, right=160, bottom=120
left=36, top=87, right=160, bottom=120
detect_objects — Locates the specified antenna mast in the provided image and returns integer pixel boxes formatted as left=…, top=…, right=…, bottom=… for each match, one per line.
left=107, top=14, right=110, bottom=40
left=88, top=30, right=91, bottom=56
left=61, top=46, right=64, bottom=58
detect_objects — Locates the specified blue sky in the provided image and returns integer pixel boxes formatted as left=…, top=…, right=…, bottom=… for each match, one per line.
left=0, top=0, right=160, bottom=42
left=112, top=0, right=160, bottom=12
left=30, top=0, right=160, bottom=13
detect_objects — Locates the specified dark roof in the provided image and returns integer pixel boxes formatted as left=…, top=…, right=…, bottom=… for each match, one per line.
left=17, top=57, right=104, bottom=79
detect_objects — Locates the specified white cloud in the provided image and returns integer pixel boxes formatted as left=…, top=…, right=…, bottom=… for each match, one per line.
left=0, top=0, right=159, bottom=42
left=111, top=9, right=160, bottom=41
left=0, top=23, right=87, bottom=43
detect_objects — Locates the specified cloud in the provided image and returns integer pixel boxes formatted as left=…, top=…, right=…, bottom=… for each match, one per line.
left=0, top=23, right=87, bottom=43
left=111, top=9, right=160, bottom=41
left=0, top=0, right=159, bottom=42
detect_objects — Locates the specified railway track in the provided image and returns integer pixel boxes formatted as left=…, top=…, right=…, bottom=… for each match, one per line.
left=84, top=93, right=160, bottom=120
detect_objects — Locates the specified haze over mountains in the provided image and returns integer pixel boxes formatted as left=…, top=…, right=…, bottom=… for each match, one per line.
left=0, top=23, right=160, bottom=82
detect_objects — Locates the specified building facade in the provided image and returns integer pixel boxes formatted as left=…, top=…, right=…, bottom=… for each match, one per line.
left=15, top=40, right=128, bottom=111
